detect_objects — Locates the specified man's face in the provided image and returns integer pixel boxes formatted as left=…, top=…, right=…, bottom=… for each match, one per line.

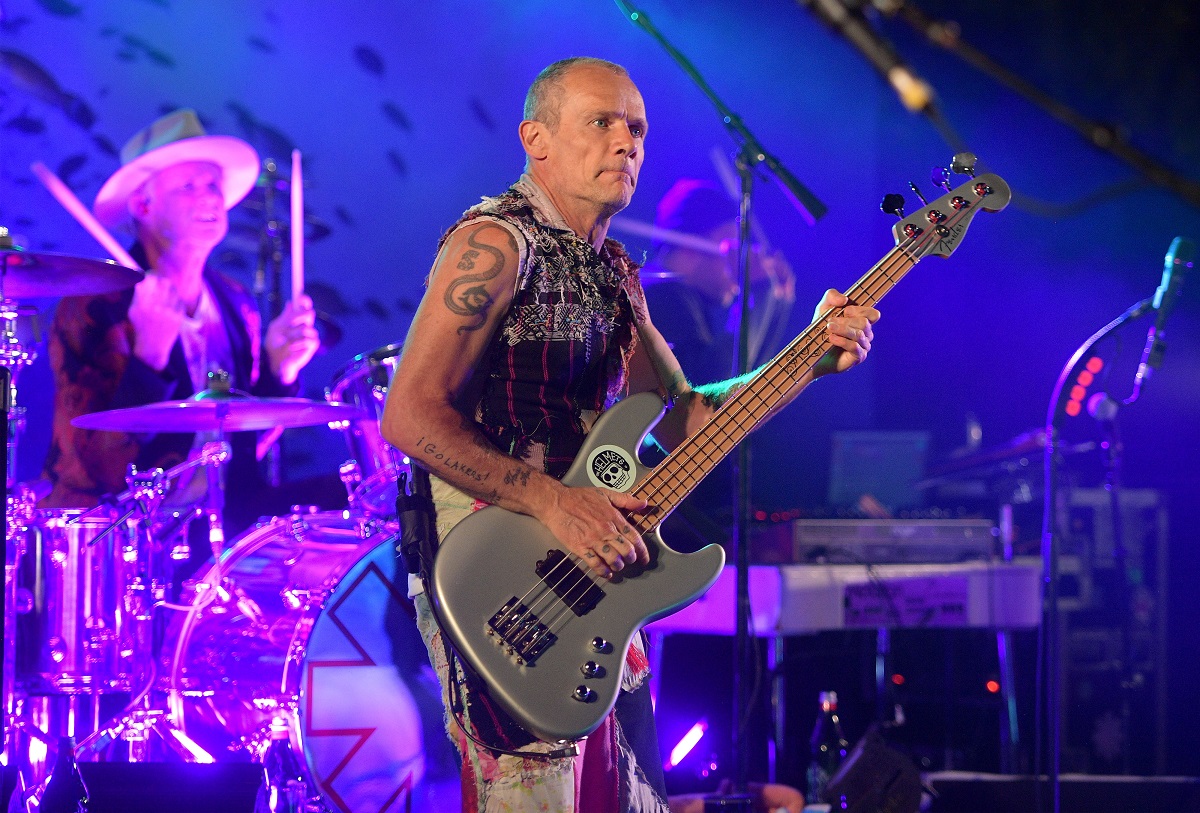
left=535, top=65, right=647, bottom=217
left=135, top=160, right=228, bottom=250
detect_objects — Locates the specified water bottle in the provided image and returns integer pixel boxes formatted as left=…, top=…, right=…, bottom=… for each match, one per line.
left=41, top=736, right=89, bottom=813
left=255, top=719, right=307, bottom=813
left=806, top=691, right=849, bottom=806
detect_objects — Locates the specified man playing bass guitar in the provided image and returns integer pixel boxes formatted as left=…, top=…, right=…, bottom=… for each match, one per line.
left=382, top=56, right=878, bottom=813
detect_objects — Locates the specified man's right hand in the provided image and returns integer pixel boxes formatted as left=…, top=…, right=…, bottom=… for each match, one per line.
left=539, top=484, right=652, bottom=579
left=128, top=273, right=185, bottom=371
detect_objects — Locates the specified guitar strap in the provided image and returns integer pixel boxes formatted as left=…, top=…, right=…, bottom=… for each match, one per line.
left=396, top=464, right=579, bottom=761
left=395, top=463, right=438, bottom=581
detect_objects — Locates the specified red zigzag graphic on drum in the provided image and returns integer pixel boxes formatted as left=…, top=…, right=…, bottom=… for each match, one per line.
left=303, top=561, right=418, bottom=813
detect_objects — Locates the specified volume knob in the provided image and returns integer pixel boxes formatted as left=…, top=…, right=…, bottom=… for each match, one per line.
left=581, top=661, right=605, bottom=679
left=572, top=686, right=596, bottom=703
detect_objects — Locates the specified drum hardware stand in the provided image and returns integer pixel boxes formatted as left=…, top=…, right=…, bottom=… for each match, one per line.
left=338, top=459, right=363, bottom=511
left=1, top=256, right=41, bottom=768
left=71, top=446, right=231, bottom=765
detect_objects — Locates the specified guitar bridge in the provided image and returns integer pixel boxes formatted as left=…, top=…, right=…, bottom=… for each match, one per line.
left=536, top=550, right=605, bottom=616
left=488, top=598, right=556, bottom=664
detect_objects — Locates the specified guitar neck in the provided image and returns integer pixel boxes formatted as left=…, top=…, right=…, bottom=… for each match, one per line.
left=629, top=243, right=917, bottom=534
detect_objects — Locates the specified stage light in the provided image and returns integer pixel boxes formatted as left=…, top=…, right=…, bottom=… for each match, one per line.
left=985, top=679, right=1000, bottom=694
left=1066, top=356, right=1106, bottom=417
left=891, top=673, right=905, bottom=686
left=664, top=719, right=708, bottom=771
left=168, top=729, right=216, bottom=763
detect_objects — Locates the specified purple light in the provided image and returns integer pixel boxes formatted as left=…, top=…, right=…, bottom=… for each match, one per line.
left=664, top=719, right=707, bottom=771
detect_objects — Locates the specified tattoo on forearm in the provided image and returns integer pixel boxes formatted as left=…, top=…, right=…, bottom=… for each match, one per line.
left=414, top=437, right=490, bottom=483
left=443, top=225, right=516, bottom=334
left=503, top=467, right=531, bottom=487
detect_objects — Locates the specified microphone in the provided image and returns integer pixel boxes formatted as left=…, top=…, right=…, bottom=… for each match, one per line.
left=1134, top=236, right=1195, bottom=389
left=798, top=0, right=935, bottom=113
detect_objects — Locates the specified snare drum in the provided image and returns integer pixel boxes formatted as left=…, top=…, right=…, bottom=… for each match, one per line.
left=16, top=508, right=135, bottom=693
left=165, top=510, right=425, bottom=812
left=327, top=344, right=406, bottom=516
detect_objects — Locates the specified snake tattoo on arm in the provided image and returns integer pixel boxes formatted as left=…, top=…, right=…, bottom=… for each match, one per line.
left=443, top=223, right=518, bottom=334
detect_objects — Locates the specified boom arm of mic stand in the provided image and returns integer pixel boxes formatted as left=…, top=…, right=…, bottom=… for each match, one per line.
left=881, top=0, right=1200, bottom=211
left=612, top=0, right=827, bottom=224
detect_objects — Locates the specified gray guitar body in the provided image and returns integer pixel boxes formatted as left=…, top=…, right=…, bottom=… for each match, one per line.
left=429, top=391, right=726, bottom=743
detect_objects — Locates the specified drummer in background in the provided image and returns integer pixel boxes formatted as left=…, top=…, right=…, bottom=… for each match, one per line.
left=640, top=178, right=795, bottom=553
left=40, top=109, right=320, bottom=537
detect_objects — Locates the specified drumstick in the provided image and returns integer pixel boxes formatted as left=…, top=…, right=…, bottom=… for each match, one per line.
left=608, top=216, right=724, bottom=256
left=30, top=161, right=143, bottom=271
left=290, top=149, right=304, bottom=305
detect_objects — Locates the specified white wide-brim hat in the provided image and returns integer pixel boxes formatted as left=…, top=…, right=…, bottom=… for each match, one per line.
left=93, top=108, right=260, bottom=231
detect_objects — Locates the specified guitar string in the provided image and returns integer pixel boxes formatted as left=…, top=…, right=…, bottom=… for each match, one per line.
left=501, top=553, right=581, bottom=630
left=499, top=549, right=604, bottom=655
left=493, top=555, right=567, bottom=634
left=524, top=552, right=608, bottom=653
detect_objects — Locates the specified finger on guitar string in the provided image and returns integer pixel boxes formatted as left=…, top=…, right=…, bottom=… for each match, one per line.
left=541, top=484, right=652, bottom=578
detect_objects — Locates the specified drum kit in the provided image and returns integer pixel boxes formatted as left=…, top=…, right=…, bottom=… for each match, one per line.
left=2, top=240, right=429, bottom=811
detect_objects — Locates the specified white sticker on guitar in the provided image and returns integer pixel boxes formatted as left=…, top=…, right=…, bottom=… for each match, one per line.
left=587, top=445, right=636, bottom=492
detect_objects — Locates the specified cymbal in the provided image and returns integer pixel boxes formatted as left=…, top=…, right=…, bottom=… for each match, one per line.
left=1, top=249, right=142, bottom=298
left=72, top=394, right=367, bottom=433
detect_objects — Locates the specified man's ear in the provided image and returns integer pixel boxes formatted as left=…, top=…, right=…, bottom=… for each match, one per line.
left=519, top=119, right=549, bottom=161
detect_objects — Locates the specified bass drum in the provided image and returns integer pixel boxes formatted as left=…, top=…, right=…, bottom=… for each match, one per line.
left=165, top=510, right=425, bottom=812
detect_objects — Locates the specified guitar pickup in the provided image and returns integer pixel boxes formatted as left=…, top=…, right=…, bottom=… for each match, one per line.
left=536, top=550, right=606, bottom=616
left=489, top=598, right=556, bottom=664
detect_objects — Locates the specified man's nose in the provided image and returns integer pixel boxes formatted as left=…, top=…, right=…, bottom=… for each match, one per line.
left=613, top=125, right=636, bottom=154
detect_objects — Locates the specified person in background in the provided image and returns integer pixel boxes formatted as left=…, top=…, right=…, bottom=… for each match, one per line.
left=640, top=178, right=797, bottom=552
left=42, top=108, right=320, bottom=539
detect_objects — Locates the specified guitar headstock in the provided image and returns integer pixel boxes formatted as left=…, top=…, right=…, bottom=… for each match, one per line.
left=889, top=168, right=1011, bottom=260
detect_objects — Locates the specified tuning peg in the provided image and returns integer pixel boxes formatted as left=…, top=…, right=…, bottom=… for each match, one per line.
left=880, top=193, right=906, bottom=219
left=931, top=166, right=952, bottom=192
left=950, top=152, right=978, bottom=177
left=907, top=181, right=928, bottom=205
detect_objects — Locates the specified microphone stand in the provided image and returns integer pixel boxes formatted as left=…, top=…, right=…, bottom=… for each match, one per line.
left=613, top=0, right=827, bottom=797
left=1040, top=296, right=1153, bottom=813
left=253, top=159, right=286, bottom=488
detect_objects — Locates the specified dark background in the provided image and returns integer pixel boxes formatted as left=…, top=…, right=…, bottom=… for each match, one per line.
left=3, top=0, right=1197, bottom=789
